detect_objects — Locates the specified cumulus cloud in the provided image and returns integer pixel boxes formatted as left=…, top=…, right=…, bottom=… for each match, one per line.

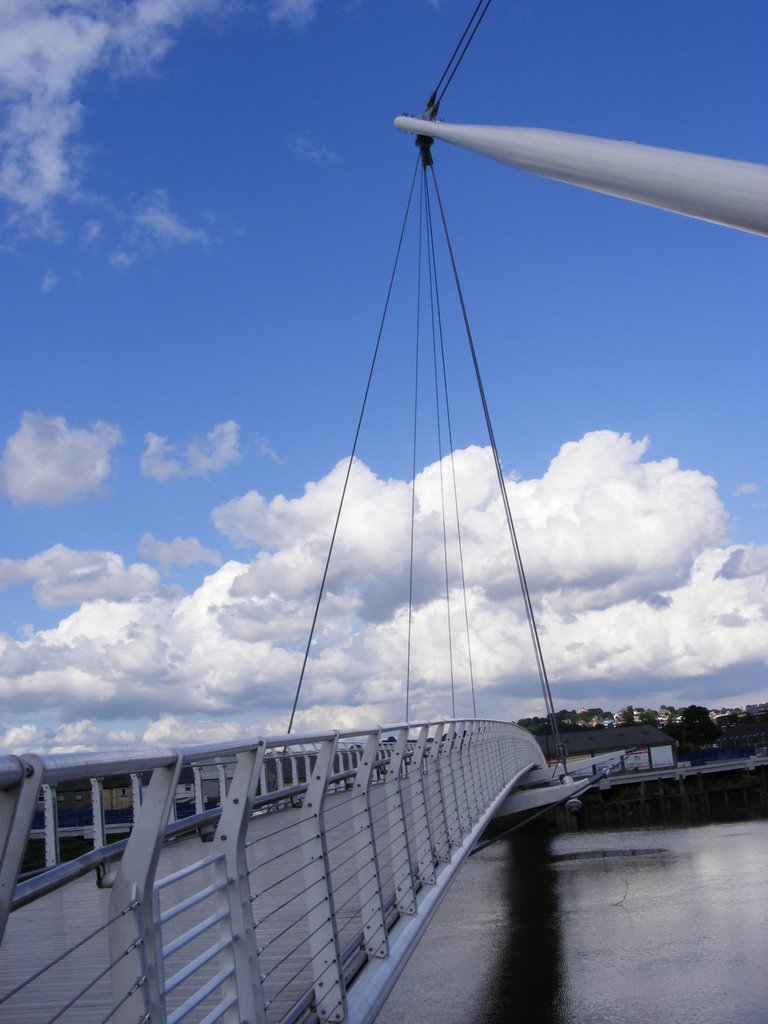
left=138, top=533, right=222, bottom=573
left=141, top=420, right=240, bottom=480
left=0, top=543, right=160, bottom=606
left=1, top=432, right=766, bottom=753
left=0, top=719, right=138, bottom=754
left=0, top=411, right=121, bottom=505
left=717, top=545, right=768, bottom=580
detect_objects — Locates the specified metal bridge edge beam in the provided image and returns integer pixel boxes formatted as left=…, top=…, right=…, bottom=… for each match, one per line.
left=344, top=759, right=537, bottom=1024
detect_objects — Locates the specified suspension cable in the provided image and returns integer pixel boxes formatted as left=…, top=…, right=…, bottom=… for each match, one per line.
left=425, top=0, right=496, bottom=118
left=427, top=162, right=565, bottom=766
left=404, top=169, right=426, bottom=723
left=287, top=156, right=421, bottom=734
left=424, top=175, right=478, bottom=717
left=425, top=173, right=457, bottom=718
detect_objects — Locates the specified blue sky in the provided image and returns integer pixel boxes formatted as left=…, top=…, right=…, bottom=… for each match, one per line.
left=0, top=0, right=766, bottom=752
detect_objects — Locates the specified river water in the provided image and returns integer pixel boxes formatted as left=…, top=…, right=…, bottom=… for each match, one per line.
left=378, top=819, right=768, bottom=1024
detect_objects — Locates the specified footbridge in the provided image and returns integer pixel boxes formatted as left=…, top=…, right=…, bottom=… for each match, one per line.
left=0, top=719, right=590, bottom=1024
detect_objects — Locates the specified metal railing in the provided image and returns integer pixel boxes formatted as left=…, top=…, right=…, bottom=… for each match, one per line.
left=0, top=719, right=545, bottom=1024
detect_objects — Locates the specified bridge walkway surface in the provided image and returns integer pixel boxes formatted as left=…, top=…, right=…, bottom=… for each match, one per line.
left=0, top=720, right=550, bottom=1024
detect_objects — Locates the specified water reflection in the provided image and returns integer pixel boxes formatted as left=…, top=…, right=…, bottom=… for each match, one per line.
left=378, top=819, right=768, bottom=1024
left=481, top=825, right=562, bottom=1023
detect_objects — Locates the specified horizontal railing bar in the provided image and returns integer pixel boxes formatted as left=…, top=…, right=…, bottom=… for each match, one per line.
left=163, top=909, right=229, bottom=959
left=7, top=718, right=502, bottom=787
left=159, top=878, right=229, bottom=925
left=166, top=966, right=234, bottom=1024
left=195, top=992, right=238, bottom=1024
left=154, top=852, right=223, bottom=891
left=164, top=935, right=232, bottom=994
left=0, top=756, right=24, bottom=790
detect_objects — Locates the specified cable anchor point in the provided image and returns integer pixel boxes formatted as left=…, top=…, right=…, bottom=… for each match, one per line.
left=412, top=92, right=439, bottom=167
left=415, top=133, right=434, bottom=168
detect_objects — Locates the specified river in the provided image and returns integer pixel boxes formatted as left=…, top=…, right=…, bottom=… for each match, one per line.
left=378, top=819, right=768, bottom=1023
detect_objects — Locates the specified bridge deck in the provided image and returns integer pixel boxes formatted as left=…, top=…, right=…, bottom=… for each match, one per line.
left=0, top=721, right=546, bottom=1024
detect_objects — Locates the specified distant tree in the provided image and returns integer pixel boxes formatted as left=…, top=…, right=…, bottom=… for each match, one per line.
left=619, top=705, right=636, bottom=726
left=640, top=709, right=659, bottom=725
left=664, top=705, right=721, bottom=750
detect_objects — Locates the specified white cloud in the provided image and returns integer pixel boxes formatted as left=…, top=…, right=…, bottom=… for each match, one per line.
left=255, top=434, right=283, bottom=463
left=141, top=420, right=240, bottom=480
left=138, top=532, right=222, bottom=572
left=717, top=545, right=768, bottom=580
left=268, top=0, right=321, bottom=29
left=0, top=543, right=160, bottom=606
left=0, top=0, right=223, bottom=221
left=40, top=268, right=57, bottom=291
left=734, top=482, right=759, bottom=496
left=290, top=131, right=339, bottom=163
left=132, top=188, right=207, bottom=245
left=81, top=218, right=102, bottom=245
left=0, top=411, right=121, bottom=505
left=1, top=432, right=766, bottom=753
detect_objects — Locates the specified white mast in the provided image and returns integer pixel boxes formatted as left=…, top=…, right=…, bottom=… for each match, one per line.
left=394, top=116, right=768, bottom=237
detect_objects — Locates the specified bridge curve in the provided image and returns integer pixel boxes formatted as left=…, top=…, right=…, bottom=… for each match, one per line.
left=0, top=719, right=561, bottom=1024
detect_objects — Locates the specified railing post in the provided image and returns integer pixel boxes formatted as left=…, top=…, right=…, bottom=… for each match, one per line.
left=211, top=743, right=268, bottom=1023
left=217, top=762, right=228, bottom=804
left=449, top=721, right=472, bottom=834
left=424, top=723, right=451, bottom=863
left=299, top=736, right=347, bottom=1023
left=193, top=766, right=205, bottom=814
left=108, top=753, right=182, bottom=1024
left=459, top=722, right=480, bottom=826
left=383, top=728, right=417, bottom=916
left=475, top=722, right=494, bottom=807
left=91, top=778, right=106, bottom=850
left=0, top=756, right=43, bottom=944
left=42, top=783, right=59, bottom=867
left=349, top=731, right=388, bottom=958
left=130, top=772, right=143, bottom=822
left=437, top=726, right=462, bottom=849
left=408, top=726, right=436, bottom=885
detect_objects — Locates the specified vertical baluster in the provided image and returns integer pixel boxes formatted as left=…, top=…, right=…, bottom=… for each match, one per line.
left=109, top=753, right=182, bottom=1024
left=192, top=766, right=205, bottom=814
left=461, top=721, right=481, bottom=825
left=407, top=726, right=435, bottom=884
left=383, top=728, right=417, bottom=916
left=217, top=762, right=228, bottom=805
left=91, top=777, right=106, bottom=851
left=42, top=783, right=59, bottom=867
left=299, top=737, right=347, bottom=1023
left=477, top=722, right=494, bottom=807
left=425, top=723, right=450, bottom=863
left=130, top=772, right=143, bottom=824
left=450, top=721, right=471, bottom=834
left=349, top=731, right=388, bottom=958
left=438, top=725, right=461, bottom=849
left=211, top=743, right=268, bottom=1023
